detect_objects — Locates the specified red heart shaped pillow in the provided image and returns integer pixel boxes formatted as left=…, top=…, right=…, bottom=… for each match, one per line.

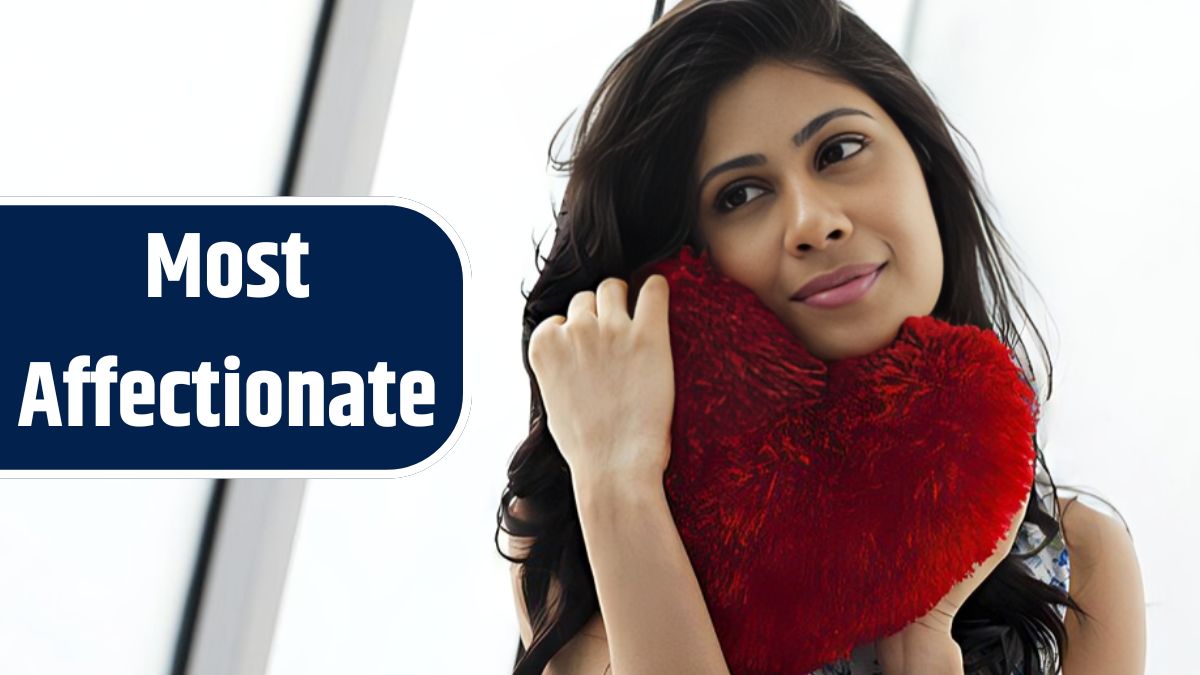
left=643, top=246, right=1037, bottom=674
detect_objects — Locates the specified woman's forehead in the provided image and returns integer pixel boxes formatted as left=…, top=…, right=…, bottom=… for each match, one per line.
left=698, top=62, right=883, bottom=160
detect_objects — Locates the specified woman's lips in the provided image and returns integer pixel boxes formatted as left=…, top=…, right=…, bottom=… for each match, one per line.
left=794, top=263, right=886, bottom=309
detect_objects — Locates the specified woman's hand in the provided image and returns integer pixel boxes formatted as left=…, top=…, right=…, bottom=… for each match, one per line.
left=527, top=274, right=675, bottom=484
left=873, top=605, right=963, bottom=675
left=874, top=489, right=1032, bottom=674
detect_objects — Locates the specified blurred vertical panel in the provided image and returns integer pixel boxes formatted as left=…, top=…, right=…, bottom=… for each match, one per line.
left=907, top=2, right=1198, bottom=671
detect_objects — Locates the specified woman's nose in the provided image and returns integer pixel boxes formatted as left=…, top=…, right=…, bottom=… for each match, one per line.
left=781, top=183, right=854, bottom=256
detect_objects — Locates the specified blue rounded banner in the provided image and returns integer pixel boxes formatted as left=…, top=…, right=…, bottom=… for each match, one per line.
left=0, top=198, right=467, bottom=475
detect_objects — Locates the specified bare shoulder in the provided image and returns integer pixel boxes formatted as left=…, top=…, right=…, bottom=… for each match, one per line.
left=1057, top=497, right=1124, bottom=555
left=1056, top=497, right=1146, bottom=674
left=1056, top=496, right=1140, bottom=589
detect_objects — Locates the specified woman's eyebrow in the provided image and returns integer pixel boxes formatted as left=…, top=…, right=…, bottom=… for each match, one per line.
left=698, top=107, right=875, bottom=194
left=698, top=153, right=766, bottom=194
left=793, top=107, right=874, bottom=147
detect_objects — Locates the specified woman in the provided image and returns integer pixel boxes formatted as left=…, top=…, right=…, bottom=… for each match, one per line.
left=496, top=1, right=1145, bottom=673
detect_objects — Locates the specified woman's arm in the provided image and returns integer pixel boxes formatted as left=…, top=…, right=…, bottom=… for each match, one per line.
left=1059, top=497, right=1146, bottom=674
left=506, top=515, right=611, bottom=674
left=517, top=275, right=731, bottom=675
left=505, top=481, right=730, bottom=675
left=572, top=472, right=730, bottom=675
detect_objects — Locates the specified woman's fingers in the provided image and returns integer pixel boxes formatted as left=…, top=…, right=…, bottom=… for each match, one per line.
left=596, top=278, right=631, bottom=325
left=558, top=276, right=666, bottom=329
left=560, top=278, right=634, bottom=327
left=633, top=274, right=670, bottom=337
left=551, top=275, right=668, bottom=342
left=567, top=289, right=597, bottom=322
left=527, top=314, right=566, bottom=374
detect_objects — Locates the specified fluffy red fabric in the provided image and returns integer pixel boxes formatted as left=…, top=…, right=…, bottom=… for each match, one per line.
left=642, top=246, right=1038, bottom=674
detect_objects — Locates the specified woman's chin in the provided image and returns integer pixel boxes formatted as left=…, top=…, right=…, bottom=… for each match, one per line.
left=801, top=321, right=907, bottom=363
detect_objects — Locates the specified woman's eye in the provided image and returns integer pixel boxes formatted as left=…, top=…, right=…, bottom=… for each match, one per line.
left=715, top=184, right=768, bottom=213
left=711, top=136, right=868, bottom=213
left=817, top=135, right=869, bottom=170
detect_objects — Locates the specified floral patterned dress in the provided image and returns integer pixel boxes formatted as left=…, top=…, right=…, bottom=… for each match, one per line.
left=806, top=477, right=1071, bottom=675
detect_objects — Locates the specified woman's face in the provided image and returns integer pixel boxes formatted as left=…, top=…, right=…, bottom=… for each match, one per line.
left=694, top=60, right=943, bottom=362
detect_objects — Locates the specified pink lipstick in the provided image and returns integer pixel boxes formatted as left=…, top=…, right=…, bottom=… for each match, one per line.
left=792, top=262, right=886, bottom=309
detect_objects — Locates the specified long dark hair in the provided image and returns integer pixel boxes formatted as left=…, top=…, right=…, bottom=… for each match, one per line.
left=496, top=1, right=1103, bottom=673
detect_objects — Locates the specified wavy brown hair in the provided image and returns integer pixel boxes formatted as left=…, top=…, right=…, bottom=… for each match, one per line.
left=496, top=1, right=1105, bottom=673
